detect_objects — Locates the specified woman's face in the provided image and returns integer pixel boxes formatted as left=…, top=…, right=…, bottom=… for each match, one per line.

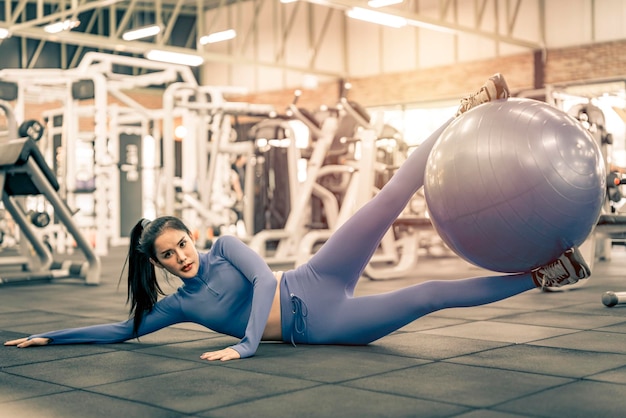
left=151, top=228, right=199, bottom=279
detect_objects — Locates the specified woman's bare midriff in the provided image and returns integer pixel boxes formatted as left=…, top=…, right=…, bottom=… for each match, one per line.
left=262, top=271, right=283, bottom=341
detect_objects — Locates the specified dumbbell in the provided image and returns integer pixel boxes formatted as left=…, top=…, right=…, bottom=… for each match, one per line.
left=601, top=291, right=626, bottom=307
left=18, top=120, right=45, bottom=141
left=28, top=211, right=51, bottom=228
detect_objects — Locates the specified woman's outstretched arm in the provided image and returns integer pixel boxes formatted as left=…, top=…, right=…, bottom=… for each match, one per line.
left=3, top=293, right=185, bottom=348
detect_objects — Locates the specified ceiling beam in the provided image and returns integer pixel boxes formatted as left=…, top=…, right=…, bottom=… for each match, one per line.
left=9, top=23, right=349, bottom=77
left=309, top=0, right=542, bottom=49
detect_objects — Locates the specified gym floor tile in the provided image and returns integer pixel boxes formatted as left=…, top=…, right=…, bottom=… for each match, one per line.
left=0, top=316, right=122, bottom=335
left=557, top=302, right=626, bottom=317
left=4, top=350, right=202, bottom=388
left=0, top=372, right=71, bottom=403
left=202, top=385, right=470, bottom=418
left=0, top=310, right=81, bottom=327
left=221, top=344, right=431, bottom=383
left=0, top=390, right=180, bottom=418
left=366, top=332, right=510, bottom=360
left=495, top=380, right=626, bottom=417
left=527, top=329, right=626, bottom=354
left=595, top=321, right=626, bottom=333
left=419, top=320, right=578, bottom=344
left=489, top=310, right=626, bottom=330
left=343, top=362, right=572, bottom=408
left=446, top=344, right=626, bottom=378
left=586, top=364, right=626, bottom=384
left=87, top=366, right=320, bottom=414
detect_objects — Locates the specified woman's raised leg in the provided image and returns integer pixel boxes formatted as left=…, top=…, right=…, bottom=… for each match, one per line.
left=305, top=119, right=452, bottom=291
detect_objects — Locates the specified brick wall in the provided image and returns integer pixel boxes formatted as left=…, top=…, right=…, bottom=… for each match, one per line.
left=237, top=39, right=626, bottom=109
left=544, top=40, right=626, bottom=84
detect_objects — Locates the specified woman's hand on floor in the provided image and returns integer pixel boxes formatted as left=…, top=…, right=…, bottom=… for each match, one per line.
left=200, top=347, right=241, bottom=362
left=4, top=337, right=51, bottom=348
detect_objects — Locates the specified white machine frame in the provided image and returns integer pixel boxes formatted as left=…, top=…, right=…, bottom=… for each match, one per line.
left=0, top=52, right=197, bottom=255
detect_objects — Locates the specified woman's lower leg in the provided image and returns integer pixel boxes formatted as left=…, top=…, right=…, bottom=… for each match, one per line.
left=325, top=272, right=538, bottom=345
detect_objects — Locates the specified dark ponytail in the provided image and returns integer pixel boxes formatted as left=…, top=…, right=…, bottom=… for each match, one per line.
left=122, top=216, right=192, bottom=337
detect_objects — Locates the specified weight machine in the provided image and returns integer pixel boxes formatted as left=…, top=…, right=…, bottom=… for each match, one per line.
left=160, top=83, right=275, bottom=248
left=247, top=91, right=344, bottom=265
left=0, top=101, right=100, bottom=285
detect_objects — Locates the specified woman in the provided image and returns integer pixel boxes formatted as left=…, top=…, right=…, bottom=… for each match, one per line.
left=4, top=74, right=591, bottom=361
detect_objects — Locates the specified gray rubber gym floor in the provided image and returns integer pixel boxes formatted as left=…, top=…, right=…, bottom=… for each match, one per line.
left=2, top=244, right=626, bottom=418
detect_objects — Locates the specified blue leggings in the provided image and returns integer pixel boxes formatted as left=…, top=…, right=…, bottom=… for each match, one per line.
left=280, top=118, right=537, bottom=345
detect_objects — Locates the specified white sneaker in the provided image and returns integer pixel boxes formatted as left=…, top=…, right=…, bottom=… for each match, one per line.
left=456, top=73, right=510, bottom=117
left=531, top=247, right=591, bottom=290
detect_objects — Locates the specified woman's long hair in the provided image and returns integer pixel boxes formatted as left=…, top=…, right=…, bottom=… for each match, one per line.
left=123, top=216, right=192, bottom=337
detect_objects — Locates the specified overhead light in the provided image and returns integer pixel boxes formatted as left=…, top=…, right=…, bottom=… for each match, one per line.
left=0, top=28, right=9, bottom=39
left=407, top=19, right=457, bottom=34
left=199, top=29, right=237, bottom=45
left=280, top=0, right=298, bottom=3
left=368, top=0, right=403, bottom=7
left=145, top=49, right=204, bottom=67
left=122, top=24, right=161, bottom=41
left=346, top=7, right=407, bottom=28
left=44, top=19, right=80, bottom=34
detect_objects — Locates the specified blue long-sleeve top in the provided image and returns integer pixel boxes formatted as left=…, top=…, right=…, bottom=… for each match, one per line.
left=28, top=235, right=278, bottom=358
